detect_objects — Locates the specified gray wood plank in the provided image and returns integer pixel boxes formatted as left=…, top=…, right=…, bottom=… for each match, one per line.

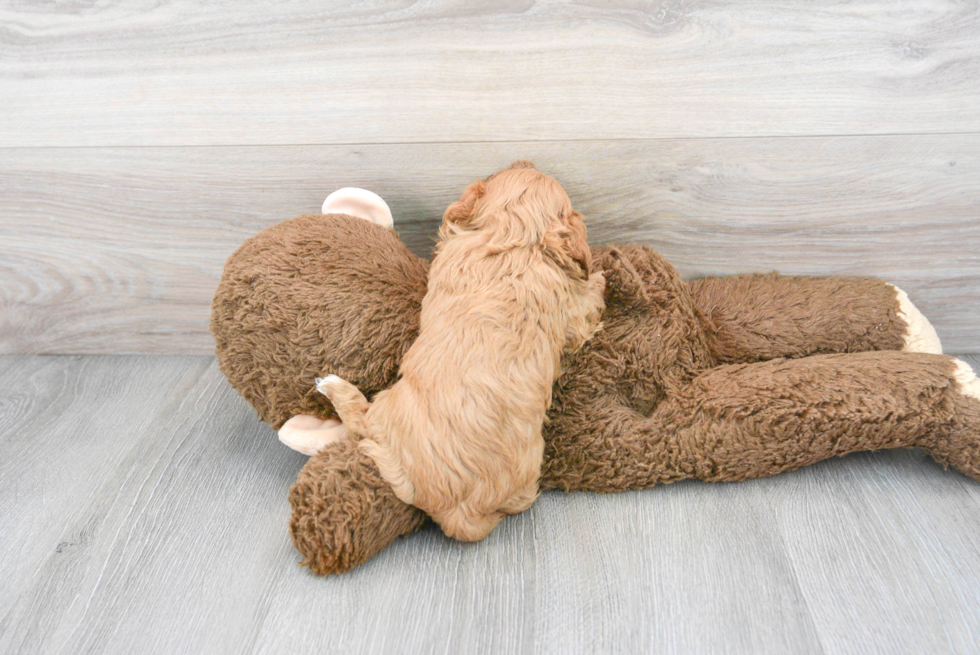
left=0, top=355, right=201, bottom=617
left=0, top=356, right=306, bottom=654
left=4, top=355, right=979, bottom=654
left=766, top=451, right=980, bottom=654
left=250, top=485, right=822, bottom=655
left=1, top=1, right=978, bottom=147
left=2, top=135, right=978, bottom=355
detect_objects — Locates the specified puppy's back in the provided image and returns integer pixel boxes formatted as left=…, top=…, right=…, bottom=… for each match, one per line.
left=381, top=245, right=570, bottom=538
left=359, top=165, right=601, bottom=542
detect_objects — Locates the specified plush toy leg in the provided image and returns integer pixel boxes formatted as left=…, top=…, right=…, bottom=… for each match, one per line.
left=688, top=275, right=941, bottom=365
left=664, top=351, right=980, bottom=483
left=278, top=415, right=346, bottom=456
left=321, top=188, right=393, bottom=229
left=542, top=351, right=980, bottom=492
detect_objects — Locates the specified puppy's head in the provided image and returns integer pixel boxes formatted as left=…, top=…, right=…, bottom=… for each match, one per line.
left=441, top=161, right=591, bottom=280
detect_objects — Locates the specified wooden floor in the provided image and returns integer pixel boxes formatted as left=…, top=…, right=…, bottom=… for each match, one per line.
left=1, top=354, right=979, bottom=655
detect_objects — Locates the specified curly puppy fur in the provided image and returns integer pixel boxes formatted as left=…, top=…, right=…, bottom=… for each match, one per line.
left=318, top=163, right=605, bottom=541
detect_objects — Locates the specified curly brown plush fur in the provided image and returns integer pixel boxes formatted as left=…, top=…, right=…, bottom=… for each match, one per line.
left=288, top=438, right=426, bottom=574
left=212, top=214, right=980, bottom=576
left=211, top=213, right=427, bottom=430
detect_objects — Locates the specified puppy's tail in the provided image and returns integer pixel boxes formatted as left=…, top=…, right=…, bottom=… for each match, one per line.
left=314, top=375, right=417, bottom=506
left=315, top=375, right=370, bottom=437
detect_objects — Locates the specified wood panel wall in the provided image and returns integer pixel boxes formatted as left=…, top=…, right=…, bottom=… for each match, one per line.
left=1, top=2, right=978, bottom=353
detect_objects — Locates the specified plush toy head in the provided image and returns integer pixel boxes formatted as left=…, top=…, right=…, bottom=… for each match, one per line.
left=212, top=185, right=980, bottom=576
left=211, top=213, right=427, bottom=431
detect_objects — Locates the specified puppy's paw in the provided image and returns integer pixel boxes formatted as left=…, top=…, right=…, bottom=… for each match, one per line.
left=891, top=285, right=942, bottom=354
left=592, top=268, right=607, bottom=290
left=278, top=415, right=346, bottom=456
left=573, top=271, right=606, bottom=346
left=315, top=374, right=360, bottom=407
left=321, top=188, right=393, bottom=229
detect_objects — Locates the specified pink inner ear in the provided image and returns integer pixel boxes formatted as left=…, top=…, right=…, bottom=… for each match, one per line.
left=321, top=188, right=393, bottom=228
left=278, top=415, right=346, bottom=456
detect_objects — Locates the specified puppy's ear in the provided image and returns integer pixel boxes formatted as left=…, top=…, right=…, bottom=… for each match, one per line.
left=544, top=212, right=591, bottom=281
left=443, top=179, right=486, bottom=228
left=564, top=218, right=592, bottom=281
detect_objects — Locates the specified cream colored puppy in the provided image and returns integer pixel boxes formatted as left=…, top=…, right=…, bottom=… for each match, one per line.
left=318, top=162, right=605, bottom=541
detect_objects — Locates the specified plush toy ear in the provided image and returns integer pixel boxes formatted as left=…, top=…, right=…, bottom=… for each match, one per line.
left=442, top=179, right=486, bottom=228
left=322, top=188, right=393, bottom=229
left=278, top=415, right=346, bottom=456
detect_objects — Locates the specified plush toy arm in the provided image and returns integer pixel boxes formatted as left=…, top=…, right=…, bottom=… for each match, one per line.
left=542, top=351, right=980, bottom=492
left=688, top=274, right=941, bottom=365
left=289, top=438, right=426, bottom=575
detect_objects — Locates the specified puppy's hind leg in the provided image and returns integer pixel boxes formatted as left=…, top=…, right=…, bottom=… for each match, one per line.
left=434, top=484, right=540, bottom=542
left=316, top=375, right=370, bottom=436
left=498, top=483, right=540, bottom=516
left=435, top=505, right=506, bottom=543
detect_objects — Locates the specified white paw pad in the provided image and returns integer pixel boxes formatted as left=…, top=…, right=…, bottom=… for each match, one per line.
left=315, top=374, right=342, bottom=396
left=952, top=359, right=980, bottom=402
left=892, top=285, right=942, bottom=354
left=278, top=414, right=347, bottom=456
left=322, top=188, right=393, bottom=228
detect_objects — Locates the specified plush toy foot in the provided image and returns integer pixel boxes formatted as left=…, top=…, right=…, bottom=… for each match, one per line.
left=322, top=188, right=393, bottom=229
left=278, top=415, right=346, bottom=456
left=928, top=358, right=980, bottom=482
left=953, top=358, right=980, bottom=401
left=891, top=285, right=942, bottom=354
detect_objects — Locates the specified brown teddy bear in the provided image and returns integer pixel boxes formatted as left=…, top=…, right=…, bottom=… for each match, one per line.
left=210, top=187, right=980, bottom=576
